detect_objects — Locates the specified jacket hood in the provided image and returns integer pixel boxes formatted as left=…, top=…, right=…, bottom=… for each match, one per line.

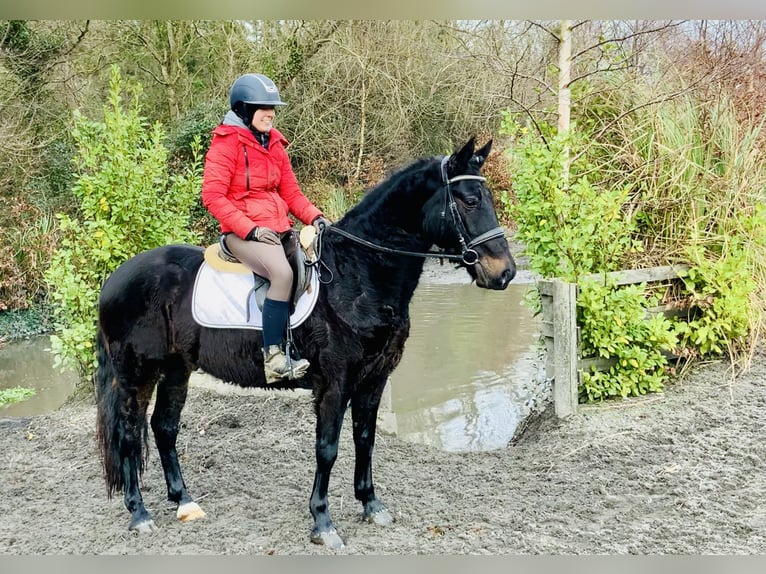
left=222, top=110, right=249, bottom=129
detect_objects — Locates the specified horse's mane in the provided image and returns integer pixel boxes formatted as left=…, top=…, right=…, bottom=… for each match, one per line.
left=338, top=156, right=438, bottom=226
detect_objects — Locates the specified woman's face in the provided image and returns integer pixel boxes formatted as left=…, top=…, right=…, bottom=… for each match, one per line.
left=251, top=107, right=275, bottom=133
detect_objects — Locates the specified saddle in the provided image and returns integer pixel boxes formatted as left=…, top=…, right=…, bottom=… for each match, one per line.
left=203, top=226, right=317, bottom=314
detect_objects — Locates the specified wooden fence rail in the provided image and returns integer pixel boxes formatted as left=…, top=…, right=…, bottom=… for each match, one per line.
left=538, top=265, right=689, bottom=418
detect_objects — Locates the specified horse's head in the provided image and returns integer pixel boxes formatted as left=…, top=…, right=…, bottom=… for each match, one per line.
left=424, top=137, right=516, bottom=290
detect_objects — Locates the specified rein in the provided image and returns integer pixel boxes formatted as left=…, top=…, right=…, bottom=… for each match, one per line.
left=319, top=157, right=505, bottom=266
left=326, top=226, right=464, bottom=262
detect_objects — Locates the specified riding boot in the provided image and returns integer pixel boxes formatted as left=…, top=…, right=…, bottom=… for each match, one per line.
left=261, top=298, right=310, bottom=384
left=263, top=344, right=310, bottom=384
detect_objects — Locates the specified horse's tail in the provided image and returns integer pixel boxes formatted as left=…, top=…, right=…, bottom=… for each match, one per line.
left=94, top=328, right=148, bottom=498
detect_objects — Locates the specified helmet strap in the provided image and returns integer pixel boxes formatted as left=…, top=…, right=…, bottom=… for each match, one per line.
left=235, top=101, right=266, bottom=125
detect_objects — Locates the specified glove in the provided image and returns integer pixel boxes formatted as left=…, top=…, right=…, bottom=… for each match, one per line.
left=246, top=226, right=281, bottom=246
left=312, top=216, right=331, bottom=233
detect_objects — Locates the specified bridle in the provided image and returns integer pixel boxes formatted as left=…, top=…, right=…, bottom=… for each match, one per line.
left=438, top=155, right=505, bottom=265
left=320, top=156, right=505, bottom=266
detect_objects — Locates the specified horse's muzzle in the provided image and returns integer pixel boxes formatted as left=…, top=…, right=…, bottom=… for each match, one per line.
left=473, top=256, right=516, bottom=290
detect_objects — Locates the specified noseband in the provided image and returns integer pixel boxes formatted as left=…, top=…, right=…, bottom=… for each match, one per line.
left=320, top=157, right=505, bottom=266
left=439, top=156, right=506, bottom=265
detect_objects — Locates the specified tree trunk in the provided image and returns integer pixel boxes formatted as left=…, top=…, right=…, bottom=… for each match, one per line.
left=558, top=19, right=572, bottom=186
left=558, top=19, right=572, bottom=134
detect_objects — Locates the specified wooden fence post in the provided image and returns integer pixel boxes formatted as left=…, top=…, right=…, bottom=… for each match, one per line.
left=553, top=280, right=579, bottom=417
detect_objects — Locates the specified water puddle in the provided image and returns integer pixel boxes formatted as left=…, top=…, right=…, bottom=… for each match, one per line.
left=386, top=280, right=546, bottom=452
left=0, top=337, right=77, bottom=418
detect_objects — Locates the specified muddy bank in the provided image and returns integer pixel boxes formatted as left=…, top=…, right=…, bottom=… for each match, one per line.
left=2, top=349, right=766, bottom=554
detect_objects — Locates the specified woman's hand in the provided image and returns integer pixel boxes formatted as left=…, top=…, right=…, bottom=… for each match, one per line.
left=312, top=216, right=331, bottom=233
left=247, top=226, right=281, bottom=245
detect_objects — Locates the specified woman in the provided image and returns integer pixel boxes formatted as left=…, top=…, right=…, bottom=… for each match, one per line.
left=201, top=73, right=329, bottom=384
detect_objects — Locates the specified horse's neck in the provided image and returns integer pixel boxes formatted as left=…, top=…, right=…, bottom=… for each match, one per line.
left=323, top=252, right=424, bottom=332
left=327, top=178, right=438, bottom=314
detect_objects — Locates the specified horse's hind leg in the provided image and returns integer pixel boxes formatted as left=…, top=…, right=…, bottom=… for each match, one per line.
left=119, top=374, right=158, bottom=533
left=351, top=375, right=394, bottom=526
left=151, top=356, right=206, bottom=523
left=95, top=334, right=158, bottom=534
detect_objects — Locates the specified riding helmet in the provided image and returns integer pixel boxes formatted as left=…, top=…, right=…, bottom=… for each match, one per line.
left=229, top=73, right=287, bottom=109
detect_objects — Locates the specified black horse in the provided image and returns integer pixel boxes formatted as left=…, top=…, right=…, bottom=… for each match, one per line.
left=95, top=137, right=515, bottom=549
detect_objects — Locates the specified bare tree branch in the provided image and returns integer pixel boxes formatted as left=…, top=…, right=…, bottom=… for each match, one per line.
left=58, top=20, right=90, bottom=59
left=571, top=21, right=685, bottom=61
left=569, top=72, right=715, bottom=166
left=527, top=20, right=560, bottom=44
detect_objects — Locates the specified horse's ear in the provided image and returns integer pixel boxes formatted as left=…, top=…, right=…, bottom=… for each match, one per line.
left=448, top=136, right=476, bottom=175
left=473, top=139, right=493, bottom=168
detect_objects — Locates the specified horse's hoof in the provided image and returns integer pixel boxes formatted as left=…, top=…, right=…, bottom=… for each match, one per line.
left=310, top=526, right=345, bottom=550
left=129, top=519, right=158, bottom=534
left=365, top=507, right=395, bottom=527
left=177, top=501, right=206, bottom=522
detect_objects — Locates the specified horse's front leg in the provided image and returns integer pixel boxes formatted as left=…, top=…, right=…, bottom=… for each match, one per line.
left=151, top=360, right=206, bottom=524
left=309, top=386, right=347, bottom=550
left=351, top=376, right=394, bottom=526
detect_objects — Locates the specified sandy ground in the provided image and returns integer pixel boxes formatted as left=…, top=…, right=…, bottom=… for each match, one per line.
left=2, top=255, right=766, bottom=555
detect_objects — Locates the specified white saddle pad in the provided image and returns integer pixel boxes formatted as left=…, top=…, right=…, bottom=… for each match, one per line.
left=191, top=262, right=320, bottom=330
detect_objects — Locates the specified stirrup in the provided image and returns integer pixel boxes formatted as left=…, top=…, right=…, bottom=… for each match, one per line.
left=263, top=345, right=310, bottom=384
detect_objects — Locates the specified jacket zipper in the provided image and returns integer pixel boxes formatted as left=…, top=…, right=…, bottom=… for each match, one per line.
left=243, top=145, right=250, bottom=191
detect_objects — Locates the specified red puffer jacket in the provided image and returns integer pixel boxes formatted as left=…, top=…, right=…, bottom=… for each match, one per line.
left=201, top=117, right=322, bottom=239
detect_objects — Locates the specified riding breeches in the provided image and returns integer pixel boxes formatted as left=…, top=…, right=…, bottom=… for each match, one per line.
left=222, top=233, right=293, bottom=302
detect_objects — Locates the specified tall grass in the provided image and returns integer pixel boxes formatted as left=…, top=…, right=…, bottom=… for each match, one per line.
left=303, top=181, right=363, bottom=222
left=595, top=90, right=765, bottom=258
left=589, top=82, right=766, bottom=365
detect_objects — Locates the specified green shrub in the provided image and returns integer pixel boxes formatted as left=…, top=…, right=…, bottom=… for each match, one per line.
left=578, top=280, right=678, bottom=402
left=674, top=243, right=756, bottom=358
left=499, top=112, right=677, bottom=401
left=606, top=89, right=765, bottom=363
left=500, top=73, right=766, bottom=401
left=45, top=65, right=202, bottom=381
left=500, top=113, right=640, bottom=282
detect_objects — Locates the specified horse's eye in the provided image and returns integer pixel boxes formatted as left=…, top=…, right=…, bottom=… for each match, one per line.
left=461, top=196, right=479, bottom=208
